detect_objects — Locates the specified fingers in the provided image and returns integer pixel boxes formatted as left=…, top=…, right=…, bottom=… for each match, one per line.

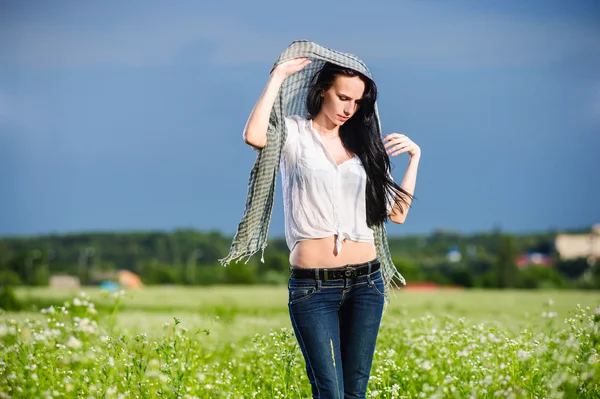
left=384, top=134, right=410, bottom=149
left=384, top=133, right=413, bottom=156
left=388, top=144, right=412, bottom=156
left=384, top=134, right=409, bottom=143
left=286, top=57, right=310, bottom=65
left=383, top=132, right=419, bottom=157
left=295, top=59, right=312, bottom=71
left=390, top=144, right=412, bottom=156
left=281, top=57, right=311, bottom=76
left=384, top=133, right=406, bottom=141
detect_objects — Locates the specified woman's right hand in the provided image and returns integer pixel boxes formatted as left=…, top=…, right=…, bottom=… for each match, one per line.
left=272, top=57, right=312, bottom=81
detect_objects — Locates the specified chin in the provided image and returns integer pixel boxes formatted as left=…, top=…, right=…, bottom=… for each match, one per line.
left=334, top=115, right=347, bottom=125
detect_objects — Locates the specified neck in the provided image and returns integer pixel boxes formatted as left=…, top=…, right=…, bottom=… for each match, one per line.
left=312, top=113, right=339, bottom=137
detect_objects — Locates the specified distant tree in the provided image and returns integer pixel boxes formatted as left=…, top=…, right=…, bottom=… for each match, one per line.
left=143, top=260, right=180, bottom=284
left=392, top=257, right=425, bottom=282
left=466, top=257, right=494, bottom=275
left=449, top=266, right=474, bottom=287
left=555, top=257, right=591, bottom=279
left=0, top=270, right=22, bottom=285
left=224, top=260, right=259, bottom=284
left=0, top=228, right=591, bottom=288
left=592, top=258, right=600, bottom=288
left=0, top=286, right=20, bottom=311
left=495, top=235, right=518, bottom=288
left=262, top=252, right=289, bottom=273
left=517, top=266, right=566, bottom=289
left=478, top=270, right=498, bottom=288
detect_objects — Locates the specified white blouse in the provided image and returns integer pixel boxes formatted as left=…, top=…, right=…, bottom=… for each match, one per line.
left=280, top=115, right=395, bottom=255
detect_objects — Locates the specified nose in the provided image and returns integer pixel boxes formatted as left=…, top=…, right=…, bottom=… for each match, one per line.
left=344, top=102, right=357, bottom=115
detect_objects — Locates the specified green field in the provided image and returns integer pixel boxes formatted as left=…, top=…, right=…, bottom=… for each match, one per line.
left=2, top=287, right=600, bottom=398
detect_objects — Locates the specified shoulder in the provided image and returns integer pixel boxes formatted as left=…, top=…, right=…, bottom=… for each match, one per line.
left=284, top=114, right=308, bottom=125
left=284, top=115, right=308, bottom=135
left=286, top=114, right=307, bottom=121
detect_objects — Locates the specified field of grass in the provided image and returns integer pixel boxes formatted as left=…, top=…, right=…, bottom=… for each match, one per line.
left=2, top=287, right=599, bottom=398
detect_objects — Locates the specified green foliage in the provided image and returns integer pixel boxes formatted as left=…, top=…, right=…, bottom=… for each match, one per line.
left=0, top=285, right=21, bottom=311
left=556, top=257, right=593, bottom=279
left=392, top=257, right=424, bottom=282
left=224, top=260, right=259, bottom=284
left=143, top=260, right=180, bottom=285
left=0, top=270, right=22, bottom=285
left=517, top=266, right=567, bottom=289
left=0, top=227, right=599, bottom=289
left=449, top=266, right=475, bottom=287
left=495, top=235, right=518, bottom=288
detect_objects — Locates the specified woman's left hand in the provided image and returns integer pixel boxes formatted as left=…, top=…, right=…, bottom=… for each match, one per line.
left=384, top=133, right=421, bottom=159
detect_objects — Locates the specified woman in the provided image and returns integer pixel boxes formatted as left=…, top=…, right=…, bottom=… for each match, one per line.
left=242, top=54, right=421, bottom=398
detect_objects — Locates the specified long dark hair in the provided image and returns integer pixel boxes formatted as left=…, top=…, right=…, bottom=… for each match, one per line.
left=306, top=62, right=414, bottom=227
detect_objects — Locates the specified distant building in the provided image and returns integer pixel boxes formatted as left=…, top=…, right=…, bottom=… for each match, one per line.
left=118, top=270, right=143, bottom=289
left=89, top=270, right=117, bottom=284
left=517, top=252, right=552, bottom=268
left=447, top=246, right=462, bottom=262
left=554, top=224, right=600, bottom=262
left=49, top=274, right=81, bottom=289
left=89, top=269, right=144, bottom=289
left=466, top=244, right=477, bottom=258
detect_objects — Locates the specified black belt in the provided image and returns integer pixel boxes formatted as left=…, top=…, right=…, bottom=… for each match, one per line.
left=289, top=260, right=380, bottom=281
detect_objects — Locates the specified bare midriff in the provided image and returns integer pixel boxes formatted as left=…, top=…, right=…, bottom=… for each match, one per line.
left=289, top=235, right=377, bottom=268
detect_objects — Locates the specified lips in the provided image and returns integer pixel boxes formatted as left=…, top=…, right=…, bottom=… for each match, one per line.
left=338, top=115, right=349, bottom=121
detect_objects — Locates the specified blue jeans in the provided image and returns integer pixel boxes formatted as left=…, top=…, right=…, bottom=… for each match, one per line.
left=287, top=259, right=385, bottom=399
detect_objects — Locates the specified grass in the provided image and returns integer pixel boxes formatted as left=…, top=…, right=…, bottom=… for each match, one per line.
left=1, top=287, right=599, bottom=398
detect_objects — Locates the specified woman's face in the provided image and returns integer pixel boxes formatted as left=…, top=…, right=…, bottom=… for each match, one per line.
left=320, top=75, right=365, bottom=126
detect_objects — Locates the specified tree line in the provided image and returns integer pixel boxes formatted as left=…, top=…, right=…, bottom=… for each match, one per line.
left=1, top=226, right=598, bottom=291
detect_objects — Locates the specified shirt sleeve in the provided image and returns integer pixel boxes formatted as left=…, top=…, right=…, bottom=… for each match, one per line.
left=249, top=116, right=299, bottom=154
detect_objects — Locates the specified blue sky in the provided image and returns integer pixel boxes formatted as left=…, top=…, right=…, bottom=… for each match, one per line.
left=1, top=0, right=599, bottom=238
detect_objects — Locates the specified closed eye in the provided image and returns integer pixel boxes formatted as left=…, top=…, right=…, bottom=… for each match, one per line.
left=339, top=96, right=361, bottom=104
left=338, top=94, right=362, bottom=106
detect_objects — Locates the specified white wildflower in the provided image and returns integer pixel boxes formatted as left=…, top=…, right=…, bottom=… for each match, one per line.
left=66, top=336, right=82, bottom=349
left=517, top=349, right=531, bottom=361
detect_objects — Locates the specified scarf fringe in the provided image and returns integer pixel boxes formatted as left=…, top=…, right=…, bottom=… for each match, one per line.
left=218, top=244, right=268, bottom=267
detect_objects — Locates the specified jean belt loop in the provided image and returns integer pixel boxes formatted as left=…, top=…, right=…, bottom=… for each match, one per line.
left=366, top=265, right=374, bottom=286
left=314, top=268, right=320, bottom=281
left=367, top=261, right=372, bottom=275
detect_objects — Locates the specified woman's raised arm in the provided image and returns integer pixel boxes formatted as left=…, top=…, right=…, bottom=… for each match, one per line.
left=243, top=57, right=311, bottom=150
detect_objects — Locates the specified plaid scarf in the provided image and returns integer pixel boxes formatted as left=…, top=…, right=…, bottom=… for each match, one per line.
left=219, top=40, right=405, bottom=311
